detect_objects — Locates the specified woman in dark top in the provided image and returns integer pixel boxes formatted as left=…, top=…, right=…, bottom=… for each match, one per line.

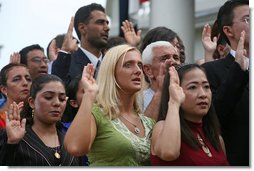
left=0, top=74, right=82, bottom=166
left=150, top=64, right=229, bottom=166
left=61, top=75, right=89, bottom=166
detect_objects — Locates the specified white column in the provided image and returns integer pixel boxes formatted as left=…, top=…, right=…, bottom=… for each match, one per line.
left=106, top=0, right=120, bottom=36
left=150, top=0, right=195, bottom=63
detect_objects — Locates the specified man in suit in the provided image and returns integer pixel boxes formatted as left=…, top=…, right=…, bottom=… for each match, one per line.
left=202, top=0, right=249, bottom=166
left=52, top=3, right=109, bottom=85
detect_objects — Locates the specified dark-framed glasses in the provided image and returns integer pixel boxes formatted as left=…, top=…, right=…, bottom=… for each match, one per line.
left=243, top=17, right=250, bottom=24
left=233, top=16, right=249, bottom=25
left=30, top=57, right=49, bottom=64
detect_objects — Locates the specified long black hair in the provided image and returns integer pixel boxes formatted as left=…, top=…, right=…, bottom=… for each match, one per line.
left=158, top=64, right=221, bottom=150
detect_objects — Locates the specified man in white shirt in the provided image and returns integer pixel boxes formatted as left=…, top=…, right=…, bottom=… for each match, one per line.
left=52, top=3, right=109, bottom=85
left=142, top=41, right=181, bottom=120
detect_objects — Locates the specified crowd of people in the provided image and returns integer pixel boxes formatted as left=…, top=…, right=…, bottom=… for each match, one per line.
left=0, top=0, right=249, bottom=166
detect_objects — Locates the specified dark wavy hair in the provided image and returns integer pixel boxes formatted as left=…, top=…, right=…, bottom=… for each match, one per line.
left=21, top=74, right=65, bottom=129
left=140, top=26, right=185, bottom=63
left=158, top=64, right=221, bottom=150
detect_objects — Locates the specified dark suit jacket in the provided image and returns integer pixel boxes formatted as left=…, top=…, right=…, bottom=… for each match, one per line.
left=0, top=127, right=82, bottom=166
left=202, top=54, right=249, bottom=166
left=52, top=48, right=92, bottom=85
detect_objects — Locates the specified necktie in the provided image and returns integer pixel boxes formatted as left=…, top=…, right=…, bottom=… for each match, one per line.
left=94, top=60, right=101, bottom=78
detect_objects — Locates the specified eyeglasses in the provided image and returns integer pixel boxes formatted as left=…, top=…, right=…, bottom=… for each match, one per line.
left=30, top=57, right=49, bottom=64
left=233, top=17, right=249, bottom=25
left=243, top=17, right=249, bottom=24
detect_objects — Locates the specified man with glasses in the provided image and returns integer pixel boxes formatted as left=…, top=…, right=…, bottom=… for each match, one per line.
left=202, top=0, right=249, bottom=166
left=19, top=44, right=48, bottom=80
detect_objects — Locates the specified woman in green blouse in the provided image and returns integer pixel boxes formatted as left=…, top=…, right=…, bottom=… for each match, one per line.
left=64, top=44, right=155, bottom=166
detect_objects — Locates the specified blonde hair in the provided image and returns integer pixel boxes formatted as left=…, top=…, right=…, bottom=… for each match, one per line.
left=96, top=44, right=144, bottom=120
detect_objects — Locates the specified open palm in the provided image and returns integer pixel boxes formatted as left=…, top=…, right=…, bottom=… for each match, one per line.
left=5, top=102, right=26, bottom=144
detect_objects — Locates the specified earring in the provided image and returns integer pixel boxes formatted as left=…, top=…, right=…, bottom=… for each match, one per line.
left=32, top=109, right=34, bottom=118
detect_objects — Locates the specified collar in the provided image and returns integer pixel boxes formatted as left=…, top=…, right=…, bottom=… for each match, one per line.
left=229, top=49, right=236, bottom=58
left=80, top=47, right=102, bottom=66
left=230, top=49, right=249, bottom=70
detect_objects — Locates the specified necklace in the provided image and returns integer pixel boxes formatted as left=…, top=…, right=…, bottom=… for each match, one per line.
left=54, top=134, right=61, bottom=159
left=35, top=129, right=61, bottom=160
left=197, top=133, right=212, bottom=157
left=120, top=115, right=140, bottom=134
left=54, top=148, right=61, bottom=159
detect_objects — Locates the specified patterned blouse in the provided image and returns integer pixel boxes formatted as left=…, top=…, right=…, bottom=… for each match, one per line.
left=87, top=104, right=155, bottom=166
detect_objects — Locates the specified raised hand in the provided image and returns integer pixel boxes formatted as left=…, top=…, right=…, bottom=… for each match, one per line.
left=168, top=66, right=185, bottom=105
left=121, top=20, right=142, bottom=47
left=61, top=17, right=79, bottom=53
left=202, top=24, right=217, bottom=52
left=9, top=52, right=21, bottom=64
left=81, top=64, right=99, bottom=100
left=202, top=24, right=217, bottom=62
left=235, top=31, right=248, bottom=71
left=48, top=39, right=58, bottom=61
left=5, top=102, right=26, bottom=144
left=154, top=59, right=176, bottom=92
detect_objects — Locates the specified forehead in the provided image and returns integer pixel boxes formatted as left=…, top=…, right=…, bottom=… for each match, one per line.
left=90, top=10, right=107, bottom=21
left=39, top=81, right=65, bottom=94
left=7, top=66, right=29, bottom=77
left=181, top=68, right=207, bottom=85
left=120, top=50, right=141, bottom=62
left=153, top=46, right=178, bottom=55
left=27, top=49, right=45, bottom=59
left=232, top=5, right=249, bottom=18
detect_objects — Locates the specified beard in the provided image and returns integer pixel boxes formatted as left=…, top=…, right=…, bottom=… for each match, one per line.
left=89, top=37, right=108, bottom=49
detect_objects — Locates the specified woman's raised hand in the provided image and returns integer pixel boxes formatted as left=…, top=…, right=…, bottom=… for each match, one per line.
left=81, top=64, right=99, bottom=99
left=168, top=66, right=185, bottom=105
left=5, top=102, right=26, bottom=144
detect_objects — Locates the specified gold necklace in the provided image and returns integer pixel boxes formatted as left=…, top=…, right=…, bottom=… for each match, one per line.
left=120, top=115, right=140, bottom=134
left=34, top=129, right=61, bottom=160
left=54, top=149, right=61, bottom=159
left=197, top=133, right=212, bottom=157
left=54, top=134, right=61, bottom=159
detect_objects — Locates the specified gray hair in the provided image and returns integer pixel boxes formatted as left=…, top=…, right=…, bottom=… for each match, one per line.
left=142, top=41, right=174, bottom=64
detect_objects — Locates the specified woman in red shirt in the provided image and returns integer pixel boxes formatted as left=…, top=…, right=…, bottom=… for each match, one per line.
left=150, top=64, right=229, bottom=166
